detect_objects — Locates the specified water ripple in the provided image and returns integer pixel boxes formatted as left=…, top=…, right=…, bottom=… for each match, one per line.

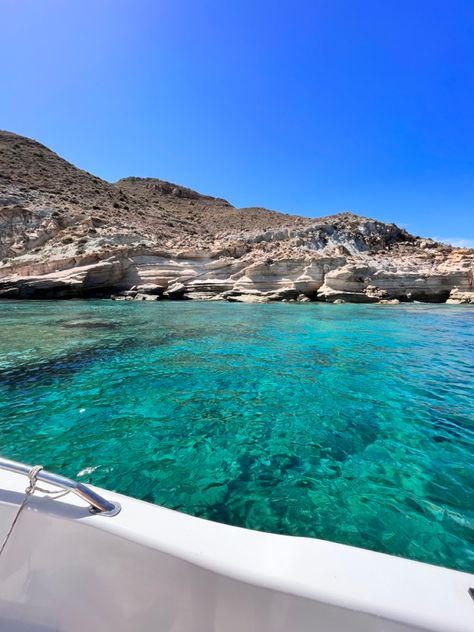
left=0, top=300, right=473, bottom=573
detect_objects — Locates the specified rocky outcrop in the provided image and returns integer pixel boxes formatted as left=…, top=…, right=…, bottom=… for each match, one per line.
left=1, top=246, right=471, bottom=304
left=446, top=289, right=474, bottom=304
left=0, top=257, right=125, bottom=298
left=0, top=130, right=473, bottom=304
left=316, top=257, right=474, bottom=303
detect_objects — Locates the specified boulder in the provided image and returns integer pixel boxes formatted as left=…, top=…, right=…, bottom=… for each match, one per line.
left=265, top=287, right=300, bottom=301
left=296, top=294, right=311, bottom=303
left=227, top=294, right=270, bottom=304
left=364, top=285, right=388, bottom=299
left=134, top=293, right=159, bottom=301
left=0, top=287, right=19, bottom=298
left=318, top=285, right=377, bottom=303
left=135, top=283, right=164, bottom=296
left=446, top=289, right=474, bottom=304
left=111, top=295, right=134, bottom=301
left=164, top=282, right=187, bottom=299
left=117, top=289, right=138, bottom=298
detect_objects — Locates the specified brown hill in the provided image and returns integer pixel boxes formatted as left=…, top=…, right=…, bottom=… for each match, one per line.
left=0, top=130, right=311, bottom=257
left=0, top=130, right=472, bottom=303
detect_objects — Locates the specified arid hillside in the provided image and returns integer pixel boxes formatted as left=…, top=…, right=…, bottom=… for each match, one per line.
left=0, top=130, right=472, bottom=303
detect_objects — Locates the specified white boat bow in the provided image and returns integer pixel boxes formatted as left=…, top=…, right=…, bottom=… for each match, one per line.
left=0, top=459, right=473, bottom=632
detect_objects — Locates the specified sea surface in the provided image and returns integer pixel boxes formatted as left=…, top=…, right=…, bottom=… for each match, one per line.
left=0, top=300, right=473, bottom=573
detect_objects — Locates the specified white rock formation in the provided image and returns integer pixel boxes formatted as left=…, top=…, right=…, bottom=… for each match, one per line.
left=1, top=130, right=472, bottom=304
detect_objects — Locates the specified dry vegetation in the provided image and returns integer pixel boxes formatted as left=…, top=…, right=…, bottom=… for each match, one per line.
left=0, top=130, right=312, bottom=256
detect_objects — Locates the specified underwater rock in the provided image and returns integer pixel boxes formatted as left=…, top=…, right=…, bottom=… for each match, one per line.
left=60, top=319, right=118, bottom=329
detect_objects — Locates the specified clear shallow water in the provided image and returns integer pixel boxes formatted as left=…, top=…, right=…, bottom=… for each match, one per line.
left=0, top=300, right=473, bottom=573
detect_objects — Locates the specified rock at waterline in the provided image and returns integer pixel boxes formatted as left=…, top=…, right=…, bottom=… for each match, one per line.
left=164, top=282, right=187, bottom=299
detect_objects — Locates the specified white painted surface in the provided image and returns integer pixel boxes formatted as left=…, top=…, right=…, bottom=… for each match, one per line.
left=0, top=469, right=473, bottom=631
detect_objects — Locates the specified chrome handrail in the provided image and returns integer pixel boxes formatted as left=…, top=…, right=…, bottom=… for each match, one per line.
left=0, top=457, right=121, bottom=517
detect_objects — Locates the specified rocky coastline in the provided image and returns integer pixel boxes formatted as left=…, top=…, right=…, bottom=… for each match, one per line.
left=1, top=130, right=473, bottom=305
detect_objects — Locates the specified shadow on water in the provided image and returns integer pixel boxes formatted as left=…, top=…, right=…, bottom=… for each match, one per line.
left=0, top=339, right=138, bottom=388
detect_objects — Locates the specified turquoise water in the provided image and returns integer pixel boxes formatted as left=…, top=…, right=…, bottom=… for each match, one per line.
left=0, top=300, right=473, bottom=573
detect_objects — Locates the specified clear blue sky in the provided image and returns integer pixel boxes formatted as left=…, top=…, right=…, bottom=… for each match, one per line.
left=1, top=0, right=473, bottom=245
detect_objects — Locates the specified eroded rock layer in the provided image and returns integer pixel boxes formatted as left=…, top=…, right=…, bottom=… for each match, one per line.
left=0, top=130, right=472, bottom=304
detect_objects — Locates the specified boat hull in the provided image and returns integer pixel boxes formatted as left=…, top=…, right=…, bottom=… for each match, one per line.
left=0, top=469, right=473, bottom=632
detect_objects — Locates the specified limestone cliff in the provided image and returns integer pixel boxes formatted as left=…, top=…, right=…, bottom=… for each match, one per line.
left=0, top=130, right=472, bottom=303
